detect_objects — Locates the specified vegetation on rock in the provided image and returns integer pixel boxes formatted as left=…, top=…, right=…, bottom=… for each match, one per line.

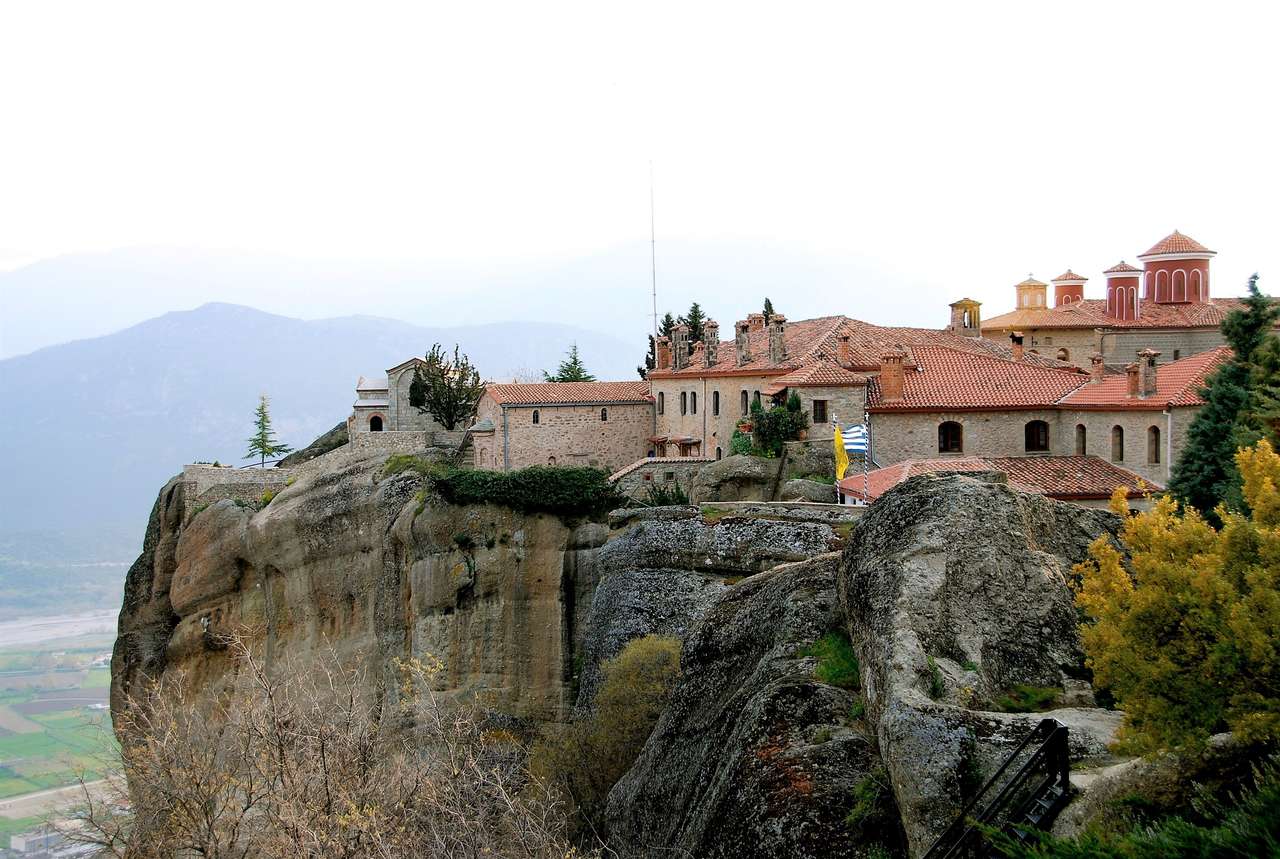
left=409, top=343, right=485, bottom=430
left=1076, top=439, right=1280, bottom=753
left=750, top=399, right=809, bottom=457
left=803, top=631, right=860, bottom=690
left=244, top=394, right=293, bottom=467
left=384, top=456, right=623, bottom=518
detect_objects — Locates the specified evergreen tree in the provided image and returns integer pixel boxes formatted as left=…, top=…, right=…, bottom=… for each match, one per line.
left=637, top=334, right=655, bottom=380
left=409, top=343, right=485, bottom=430
left=678, top=302, right=706, bottom=343
left=763, top=297, right=775, bottom=324
left=1169, top=275, right=1278, bottom=515
left=544, top=343, right=596, bottom=382
left=244, top=394, right=293, bottom=467
left=660, top=312, right=676, bottom=339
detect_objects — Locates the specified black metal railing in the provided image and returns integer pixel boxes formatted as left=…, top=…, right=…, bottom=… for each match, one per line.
left=923, top=718, right=1071, bottom=859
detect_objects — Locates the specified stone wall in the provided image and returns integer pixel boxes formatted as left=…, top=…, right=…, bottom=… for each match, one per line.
left=475, top=397, right=653, bottom=473
left=1103, top=328, right=1227, bottom=367
left=179, top=465, right=290, bottom=519
left=610, top=457, right=713, bottom=502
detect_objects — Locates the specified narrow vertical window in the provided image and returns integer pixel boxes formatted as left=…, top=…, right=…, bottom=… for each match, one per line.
left=681, top=392, right=688, bottom=415
left=691, top=392, right=697, bottom=414
left=1111, top=426, right=1124, bottom=461
left=1147, top=426, right=1160, bottom=463
left=812, top=399, right=828, bottom=424
left=658, top=392, right=664, bottom=414
left=1075, top=424, right=1086, bottom=455
left=601, top=408, right=608, bottom=422
left=532, top=410, right=540, bottom=425
left=713, top=391, right=720, bottom=416
left=741, top=390, right=749, bottom=414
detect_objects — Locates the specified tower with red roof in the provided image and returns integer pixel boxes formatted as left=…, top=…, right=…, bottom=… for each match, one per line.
left=1137, top=230, right=1215, bottom=304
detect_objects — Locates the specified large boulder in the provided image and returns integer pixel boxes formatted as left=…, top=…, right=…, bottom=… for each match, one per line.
left=606, top=554, right=894, bottom=858
left=691, top=454, right=784, bottom=502
left=838, top=473, right=1123, bottom=855
left=782, top=478, right=837, bottom=503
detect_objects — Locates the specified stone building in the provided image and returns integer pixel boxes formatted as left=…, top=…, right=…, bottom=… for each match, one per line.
left=981, top=230, right=1261, bottom=370
left=469, top=381, right=654, bottom=472
left=866, top=343, right=1230, bottom=487
left=348, top=357, right=445, bottom=436
left=645, top=309, right=1067, bottom=462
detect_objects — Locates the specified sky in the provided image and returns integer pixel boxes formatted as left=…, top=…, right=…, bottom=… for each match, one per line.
left=1, top=1, right=1277, bottom=346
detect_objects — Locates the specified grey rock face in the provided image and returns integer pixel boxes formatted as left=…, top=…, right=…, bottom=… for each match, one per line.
left=606, top=554, right=893, bottom=859
left=838, top=473, right=1122, bottom=855
left=782, top=478, right=837, bottom=503
left=690, top=454, right=784, bottom=502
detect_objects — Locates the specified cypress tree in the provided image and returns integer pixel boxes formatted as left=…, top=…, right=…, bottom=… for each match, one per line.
left=763, top=297, right=775, bottom=324
left=678, top=302, right=706, bottom=343
left=544, top=343, right=596, bottom=382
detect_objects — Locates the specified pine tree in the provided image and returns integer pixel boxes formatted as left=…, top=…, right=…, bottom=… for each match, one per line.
left=1169, top=275, right=1278, bottom=515
left=637, top=334, right=656, bottom=380
left=660, top=312, right=676, bottom=339
left=409, top=343, right=485, bottom=430
left=244, top=394, right=293, bottom=467
left=678, top=302, right=706, bottom=343
left=544, top=343, right=596, bottom=382
left=763, top=298, right=775, bottom=325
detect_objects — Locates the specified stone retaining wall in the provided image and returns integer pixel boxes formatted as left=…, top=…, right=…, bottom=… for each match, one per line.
left=611, top=457, right=713, bottom=503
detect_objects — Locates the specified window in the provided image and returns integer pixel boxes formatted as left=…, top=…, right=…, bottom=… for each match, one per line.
left=740, top=390, right=749, bottom=415
left=1057, top=348, right=1069, bottom=361
left=369, top=415, right=383, bottom=432
left=548, top=455, right=556, bottom=465
left=1111, top=425, right=1124, bottom=461
left=716, top=446, right=723, bottom=460
left=1173, top=349, right=1181, bottom=361
left=753, top=391, right=761, bottom=409
left=658, top=392, right=664, bottom=415
left=1024, top=420, right=1050, bottom=452
left=713, top=391, right=720, bottom=416
left=812, top=399, right=828, bottom=424
left=532, top=410, right=540, bottom=425
left=664, top=471, right=675, bottom=482
left=691, top=392, right=697, bottom=414
left=1043, top=336, right=1054, bottom=345
left=600, top=408, right=608, bottom=422
left=1075, top=424, right=1086, bottom=455
left=681, top=392, right=688, bottom=415
left=1148, top=426, right=1161, bottom=463
left=938, top=421, right=963, bottom=453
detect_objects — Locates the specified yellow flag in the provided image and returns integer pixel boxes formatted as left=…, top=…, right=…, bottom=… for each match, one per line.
left=834, top=424, right=849, bottom=481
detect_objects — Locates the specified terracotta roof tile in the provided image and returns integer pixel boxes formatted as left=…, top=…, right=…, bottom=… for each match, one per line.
left=1104, top=260, right=1141, bottom=274
left=1017, top=276, right=1048, bottom=287
left=983, top=297, right=1245, bottom=331
left=1052, top=270, right=1088, bottom=282
left=485, top=381, right=653, bottom=406
left=1059, top=347, right=1231, bottom=409
left=762, top=359, right=868, bottom=395
left=838, top=456, right=1157, bottom=501
left=1140, top=230, right=1213, bottom=257
left=867, top=345, right=1086, bottom=411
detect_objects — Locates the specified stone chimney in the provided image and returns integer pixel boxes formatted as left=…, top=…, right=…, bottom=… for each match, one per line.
left=1089, top=352, right=1105, bottom=383
left=948, top=298, right=982, bottom=337
left=735, top=320, right=751, bottom=365
left=879, top=349, right=906, bottom=403
left=656, top=336, right=672, bottom=370
left=703, top=319, right=719, bottom=367
left=1126, top=362, right=1140, bottom=398
left=1137, top=348, right=1161, bottom=398
left=747, top=312, right=766, bottom=333
left=672, top=324, right=690, bottom=370
left=768, top=315, right=787, bottom=364
left=837, top=335, right=853, bottom=367
left=1010, top=331, right=1025, bottom=362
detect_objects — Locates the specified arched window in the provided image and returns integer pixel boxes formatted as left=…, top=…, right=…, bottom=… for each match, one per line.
left=1057, top=348, right=1069, bottom=361
left=690, top=392, right=697, bottom=414
left=1173, top=270, right=1186, bottom=302
left=600, top=408, right=608, bottom=422
left=938, top=421, right=963, bottom=453
left=1075, top=424, right=1086, bottom=455
left=716, top=446, right=723, bottom=460
left=548, top=455, right=556, bottom=466
left=713, top=391, right=720, bottom=416
left=740, top=390, right=749, bottom=415
left=532, top=410, right=540, bottom=425
left=1147, top=426, right=1161, bottom=463
left=1111, top=425, right=1124, bottom=461
left=369, top=415, right=383, bottom=432
left=753, top=391, right=761, bottom=409
left=1155, top=270, right=1169, bottom=302
left=680, top=392, right=688, bottom=415
left=657, top=392, right=664, bottom=415
left=1024, top=420, right=1050, bottom=452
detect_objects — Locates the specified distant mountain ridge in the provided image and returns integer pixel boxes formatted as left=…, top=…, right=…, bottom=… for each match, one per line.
left=0, top=303, right=634, bottom=584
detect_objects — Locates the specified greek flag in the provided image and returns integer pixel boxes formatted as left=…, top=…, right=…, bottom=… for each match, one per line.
left=844, top=423, right=869, bottom=455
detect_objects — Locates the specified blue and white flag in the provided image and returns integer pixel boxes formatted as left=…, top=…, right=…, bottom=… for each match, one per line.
left=843, top=423, right=869, bottom=455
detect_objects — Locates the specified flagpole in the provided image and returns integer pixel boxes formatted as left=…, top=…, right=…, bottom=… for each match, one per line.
left=863, top=408, right=870, bottom=506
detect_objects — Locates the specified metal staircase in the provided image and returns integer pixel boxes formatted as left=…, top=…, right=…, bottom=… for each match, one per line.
left=923, top=718, right=1072, bottom=858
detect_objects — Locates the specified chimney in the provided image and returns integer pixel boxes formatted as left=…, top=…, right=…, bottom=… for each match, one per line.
left=1010, top=331, right=1025, bottom=362
left=656, top=336, right=672, bottom=370
left=672, top=324, right=690, bottom=370
left=703, top=319, right=719, bottom=367
left=948, top=298, right=982, bottom=337
left=735, top=320, right=751, bottom=365
left=768, top=314, right=787, bottom=363
left=1137, top=348, right=1161, bottom=398
left=1126, top=362, right=1140, bottom=398
left=879, top=349, right=906, bottom=403
left=837, top=335, right=853, bottom=367
left=747, top=312, right=766, bottom=333
left=1089, top=352, right=1105, bottom=383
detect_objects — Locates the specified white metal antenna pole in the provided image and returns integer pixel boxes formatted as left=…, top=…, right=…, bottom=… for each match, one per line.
left=649, top=161, right=658, bottom=337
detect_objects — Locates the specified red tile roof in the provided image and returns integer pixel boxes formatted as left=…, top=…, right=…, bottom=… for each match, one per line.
left=484, top=381, right=653, bottom=406
left=867, top=345, right=1087, bottom=411
left=1017, top=276, right=1048, bottom=287
left=1052, top=270, right=1088, bottom=282
left=983, top=297, right=1245, bottom=331
left=762, top=359, right=868, bottom=395
left=838, top=455, right=1157, bottom=502
left=1104, top=260, right=1141, bottom=274
left=1140, top=230, right=1213, bottom=257
left=1059, top=347, right=1231, bottom=409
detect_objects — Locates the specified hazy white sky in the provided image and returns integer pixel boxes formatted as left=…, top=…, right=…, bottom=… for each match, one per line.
left=1, top=1, right=1277, bottom=326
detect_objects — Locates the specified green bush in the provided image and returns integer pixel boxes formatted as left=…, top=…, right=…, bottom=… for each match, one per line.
left=845, top=766, right=900, bottom=846
left=730, top=429, right=754, bottom=456
left=994, top=683, right=1060, bottom=713
left=752, top=405, right=809, bottom=456
left=384, top=456, right=622, bottom=518
left=802, top=632, right=860, bottom=690
left=925, top=655, right=945, bottom=700
left=635, top=482, right=689, bottom=507
left=261, top=489, right=276, bottom=506
left=382, top=454, right=449, bottom=479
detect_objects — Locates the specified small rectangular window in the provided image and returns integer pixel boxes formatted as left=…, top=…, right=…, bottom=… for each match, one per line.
left=812, top=399, right=828, bottom=424
left=691, top=392, right=697, bottom=414
left=713, top=391, right=720, bottom=416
